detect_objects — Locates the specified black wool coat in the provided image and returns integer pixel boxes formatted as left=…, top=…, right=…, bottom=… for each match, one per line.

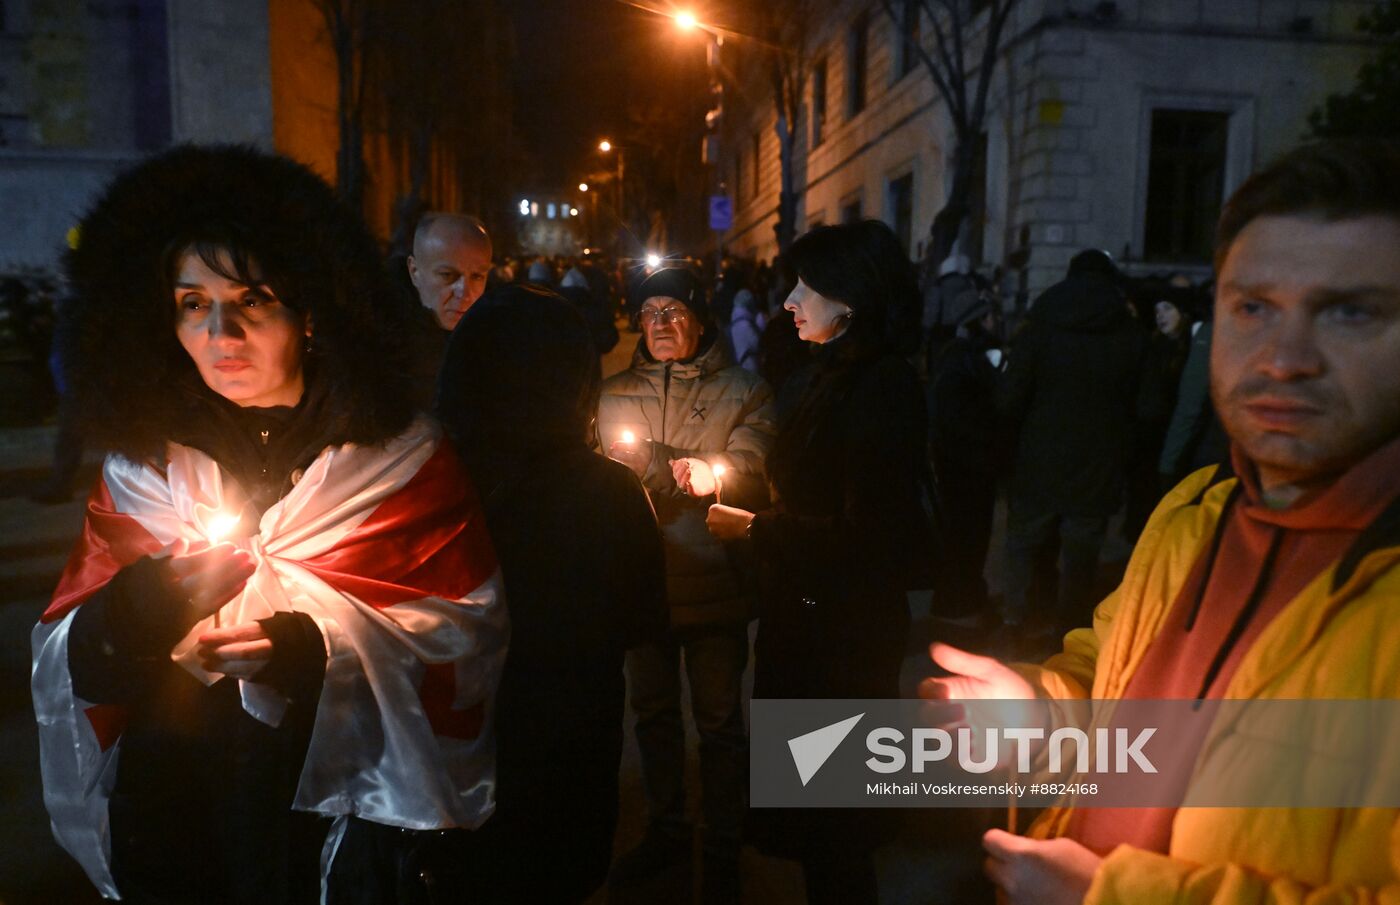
left=999, top=272, right=1148, bottom=517
left=746, top=332, right=934, bottom=861
left=749, top=333, right=932, bottom=701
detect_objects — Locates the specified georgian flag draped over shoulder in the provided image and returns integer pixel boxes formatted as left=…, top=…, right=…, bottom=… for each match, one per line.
left=32, top=417, right=508, bottom=899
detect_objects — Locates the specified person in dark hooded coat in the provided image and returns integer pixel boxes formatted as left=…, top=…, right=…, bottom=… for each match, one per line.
left=998, top=249, right=1147, bottom=637
left=435, top=284, right=668, bottom=903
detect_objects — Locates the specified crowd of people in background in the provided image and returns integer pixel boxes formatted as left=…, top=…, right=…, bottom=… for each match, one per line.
left=23, top=137, right=1400, bottom=905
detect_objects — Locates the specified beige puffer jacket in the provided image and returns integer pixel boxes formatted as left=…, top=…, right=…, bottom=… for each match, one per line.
left=599, top=336, right=776, bottom=626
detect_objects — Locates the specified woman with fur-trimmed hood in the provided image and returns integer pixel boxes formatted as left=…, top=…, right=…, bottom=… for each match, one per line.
left=31, top=145, right=507, bottom=904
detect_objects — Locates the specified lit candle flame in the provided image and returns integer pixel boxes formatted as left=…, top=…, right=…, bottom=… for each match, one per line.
left=207, top=514, right=239, bottom=543
left=712, top=463, right=727, bottom=505
left=621, top=430, right=636, bottom=444
left=712, top=464, right=727, bottom=479
left=675, top=11, right=698, bottom=30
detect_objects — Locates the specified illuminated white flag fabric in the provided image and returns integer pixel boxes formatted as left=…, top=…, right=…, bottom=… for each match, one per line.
left=31, top=417, right=507, bottom=899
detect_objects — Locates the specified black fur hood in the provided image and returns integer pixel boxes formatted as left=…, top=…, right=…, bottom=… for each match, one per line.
left=64, top=144, right=414, bottom=461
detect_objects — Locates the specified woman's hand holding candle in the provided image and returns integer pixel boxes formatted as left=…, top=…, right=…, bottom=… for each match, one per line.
left=671, top=457, right=720, bottom=497
left=706, top=504, right=754, bottom=540
left=196, top=622, right=274, bottom=679
left=158, top=538, right=255, bottom=619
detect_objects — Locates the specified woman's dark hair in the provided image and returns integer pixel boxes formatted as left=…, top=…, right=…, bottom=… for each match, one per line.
left=785, top=220, right=921, bottom=353
left=65, top=144, right=414, bottom=459
left=1216, top=139, right=1400, bottom=273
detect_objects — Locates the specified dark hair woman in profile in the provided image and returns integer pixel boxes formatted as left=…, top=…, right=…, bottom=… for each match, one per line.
left=707, top=220, right=936, bottom=904
left=434, top=284, right=667, bottom=903
left=31, top=145, right=507, bottom=905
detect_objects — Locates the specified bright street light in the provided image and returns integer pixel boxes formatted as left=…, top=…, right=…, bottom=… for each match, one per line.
left=569, top=207, right=579, bottom=216
left=645, top=253, right=662, bottom=268
left=598, top=140, right=613, bottom=153
left=579, top=182, right=589, bottom=192
left=674, top=11, right=698, bottom=30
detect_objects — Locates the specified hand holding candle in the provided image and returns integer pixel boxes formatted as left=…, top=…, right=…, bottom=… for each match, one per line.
left=706, top=503, right=754, bottom=540
left=670, top=457, right=722, bottom=498
left=608, top=429, right=651, bottom=478
left=196, top=621, right=275, bottom=679
left=158, top=538, right=255, bottom=620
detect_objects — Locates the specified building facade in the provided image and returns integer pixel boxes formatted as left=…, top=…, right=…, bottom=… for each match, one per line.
left=0, top=0, right=274, bottom=273
left=714, top=0, right=1379, bottom=295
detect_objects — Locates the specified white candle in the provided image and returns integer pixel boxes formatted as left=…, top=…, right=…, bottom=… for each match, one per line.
left=712, top=463, right=727, bottom=505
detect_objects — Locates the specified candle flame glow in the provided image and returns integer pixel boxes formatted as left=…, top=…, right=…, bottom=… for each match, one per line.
left=675, top=11, right=698, bottom=30
left=621, top=430, right=636, bottom=444
left=207, top=514, right=239, bottom=543
left=712, top=464, right=727, bottom=478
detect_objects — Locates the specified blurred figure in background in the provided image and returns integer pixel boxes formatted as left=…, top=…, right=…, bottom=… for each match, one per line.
left=998, top=249, right=1146, bottom=642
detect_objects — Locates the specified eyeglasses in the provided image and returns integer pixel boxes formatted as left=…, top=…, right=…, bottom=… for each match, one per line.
left=639, top=306, right=690, bottom=326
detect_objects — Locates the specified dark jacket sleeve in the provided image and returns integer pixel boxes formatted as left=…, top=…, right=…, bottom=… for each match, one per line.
left=997, top=320, right=1041, bottom=424
left=253, top=611, right=327, bottom=699
left=751, top=359, right=935, bottom=597
left=607, top=467, right=669, bottom=649
left=66, top=555, right=197, bottom=704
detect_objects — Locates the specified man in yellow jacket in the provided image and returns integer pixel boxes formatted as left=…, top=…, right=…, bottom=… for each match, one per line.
left=929, top=139, right=1400, bottom=903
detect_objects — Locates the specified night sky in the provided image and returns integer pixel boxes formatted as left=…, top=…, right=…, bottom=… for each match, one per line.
left=507, top=0, right=711, bottom=187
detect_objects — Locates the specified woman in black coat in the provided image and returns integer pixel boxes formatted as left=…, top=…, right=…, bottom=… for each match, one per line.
left=434, top=284, right=668, bottom=903
left=707, top=221, right=935, bottom=904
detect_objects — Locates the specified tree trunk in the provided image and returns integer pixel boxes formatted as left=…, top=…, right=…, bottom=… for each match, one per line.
left=330, top=10, right=365, bottom=213
left=774, top=115, right=798, bottom=254
left=923, top=136, right=976, bottom=278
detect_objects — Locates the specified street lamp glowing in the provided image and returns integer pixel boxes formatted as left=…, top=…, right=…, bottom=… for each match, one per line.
left=675, top=11, right=698, bottom=30
left=569, top=207, right=579, bottom=216
left=518, top=199, right=530, bottom=215
left=579, top=182, right=589, bottom=192
left=598, top=140, right=613, bottom=152
left=645, top=253, right=662, bottom=268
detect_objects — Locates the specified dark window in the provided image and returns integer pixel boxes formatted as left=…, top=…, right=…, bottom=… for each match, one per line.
left=847, top=11, right=869, bottom=118
left=1144, top=109, right=1229, bottom=262
left=896, top=0, right=919, bottom=79
left=812, top=58, right=827, bottom=146
left=842, top=198, right=862, bottom=224
left=889, top=172, right=915, bottom=254
left=752, top=132, right=761, bottom=198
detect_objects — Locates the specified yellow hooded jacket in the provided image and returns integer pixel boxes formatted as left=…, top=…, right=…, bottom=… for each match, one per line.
left=1019, top=464, right=1400, bottom=904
